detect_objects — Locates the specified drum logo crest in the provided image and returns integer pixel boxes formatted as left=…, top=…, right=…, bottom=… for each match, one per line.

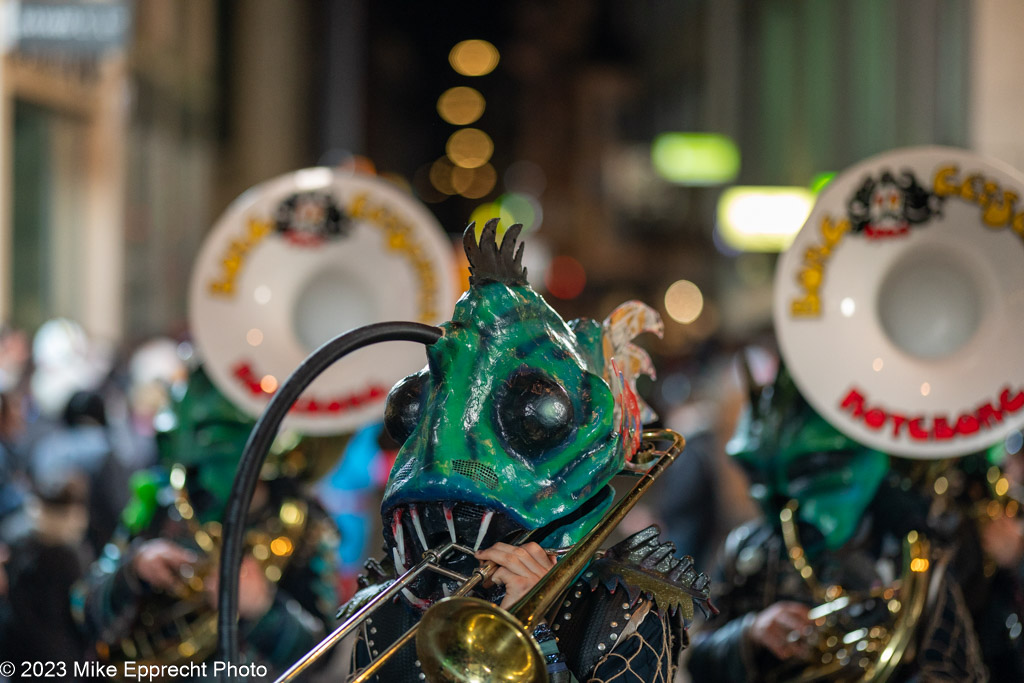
left=274, top=191, right=350, bottom=246
left=847, top=170, right=943, bottom=240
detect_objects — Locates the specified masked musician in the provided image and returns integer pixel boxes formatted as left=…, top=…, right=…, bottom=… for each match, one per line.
left=333, top=222, right=712, bottom=683
left=686, top=364, right=986, bottom=682
left=73, top=366, right=340, bottom=678
left=926, top=446, right=1024, bottom=679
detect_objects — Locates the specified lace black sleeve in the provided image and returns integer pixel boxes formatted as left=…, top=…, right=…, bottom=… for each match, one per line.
left=586, top=604, right=675, bottom=683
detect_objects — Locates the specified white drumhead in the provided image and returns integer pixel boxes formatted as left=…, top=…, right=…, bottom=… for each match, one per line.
left=774, top=146, right=1024, bottom=458
left=190, top=168, right=457, bottom=434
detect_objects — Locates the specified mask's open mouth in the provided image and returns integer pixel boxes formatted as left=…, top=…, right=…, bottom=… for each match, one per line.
left=381, top=502, right=526, bottom=610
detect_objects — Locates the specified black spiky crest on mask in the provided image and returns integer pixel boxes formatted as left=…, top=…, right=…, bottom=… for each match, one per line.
left=463, top=219, right=528, bottom=287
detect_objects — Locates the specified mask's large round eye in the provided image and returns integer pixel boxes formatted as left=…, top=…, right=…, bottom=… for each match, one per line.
left=497, top=370, right=575, bottom=457
left=384, top=370, right=428, bottom=445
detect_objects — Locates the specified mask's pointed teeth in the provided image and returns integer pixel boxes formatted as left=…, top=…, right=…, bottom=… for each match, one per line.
left=401, top=587, right=431, bottom=611
left=410, top=504, right=429, bottom=553
left=444, top=503, right=457, bottom=544
left=392, top=509, right=406, bottom=568
left=474, top=510, right=495, bottom=552
left=393, top=546, right=407, bottom=574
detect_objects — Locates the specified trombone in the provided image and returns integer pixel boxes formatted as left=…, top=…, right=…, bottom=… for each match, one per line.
left=273, top=428, right=685, bottom=683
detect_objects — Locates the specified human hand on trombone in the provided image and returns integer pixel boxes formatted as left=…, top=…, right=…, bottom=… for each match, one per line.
left=132, top=539, right=198, bottom=593
left=747, top=601, right=812, bottom=661
left=475, top=541, right=557, bottom=609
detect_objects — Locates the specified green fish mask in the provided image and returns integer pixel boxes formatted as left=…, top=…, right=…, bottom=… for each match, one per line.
left=729, top=363, right=889, bottom=552
left=153, top=366, right=308, bottom=523
left=380, top=220, right=662, bottom=608
left=155, top=366, right=256, bottom=522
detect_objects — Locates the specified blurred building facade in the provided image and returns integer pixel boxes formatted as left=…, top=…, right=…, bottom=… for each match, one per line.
left=0, top=0, right=1021, bottom=367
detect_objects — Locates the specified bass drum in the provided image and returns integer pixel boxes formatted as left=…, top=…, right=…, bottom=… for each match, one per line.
left=189, top=167, right=458, bottom=436
left=774, top=146, right=1024, bottom=459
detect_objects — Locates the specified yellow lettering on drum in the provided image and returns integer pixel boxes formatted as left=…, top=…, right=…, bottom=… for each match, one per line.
left=983, top=190, right=1018, bottom=228
left=933, top=165, right=960, bottom=197
left=1013, top=211, right=1024, bottom=239
left=820, top=216, right=849, bottom=245
left=790, top=216, right=848, bottom=318
left=207, top=219, right=272, bottom=298
left=348, top=194, right=440, bottom=323
left=960, top=174, right=984, bottom=203
left=791, top=294, right=820, bottom=317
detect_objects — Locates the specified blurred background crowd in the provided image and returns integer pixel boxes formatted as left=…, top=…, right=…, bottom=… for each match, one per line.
left=0, top=1, right=1023, bottom=681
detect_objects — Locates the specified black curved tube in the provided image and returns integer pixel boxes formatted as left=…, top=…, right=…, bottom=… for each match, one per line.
left=215, top=321, right=443, bottom=680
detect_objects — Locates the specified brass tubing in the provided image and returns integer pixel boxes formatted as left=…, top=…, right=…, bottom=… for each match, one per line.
left=277, top=530, right=531, bottom=683
left=509, top=429, right=683, bottom=634
left=347, top=560, right=505, bottom=683
left=415, top=429, right=685, bottom=683
left=274, top=540, right=465, bottom=683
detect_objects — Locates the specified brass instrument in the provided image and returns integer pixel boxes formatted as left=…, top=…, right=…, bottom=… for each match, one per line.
left=96, top=469, right=307, bottom=677
left=778, top=500, right=932, bottom=683
left=913, top=456, right=1021, bottom=580
left=272, top=428, right=685, bottom=683
left=978, top=466, right=1021, bottom=521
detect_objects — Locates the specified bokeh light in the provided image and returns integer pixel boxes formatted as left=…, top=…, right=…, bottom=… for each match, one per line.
left=246, top=328, right=264, bottom=347
left=469, top=203, right=511, bottom=236
left=260, top=374, right=279, bottom=394
left=446, top=128, right=494, bottom=168
left=545, top=255, right=586, bottom=300
left=651, top=132, right=740, bottom=185
left=449, top=39, right=500, bottom=76
left=429, top=156, right=457, bottom=195
left=810, top=171, right=836, bottom=193
left=437, top=86, right=486, bottom=125
left=664, top=280, right=704, bottom=324
left=716, top=186, right=815, bottom=252
left=496, top=192, right=542, bottom=232
left=451, top=163, right=497, bottom=198
left=412, top=162, right=447, bottom=203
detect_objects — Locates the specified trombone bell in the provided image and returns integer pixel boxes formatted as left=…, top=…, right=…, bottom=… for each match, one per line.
left=417, top=597, right=546, bottom=683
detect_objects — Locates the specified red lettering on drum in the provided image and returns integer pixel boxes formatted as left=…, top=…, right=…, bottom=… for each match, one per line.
left=933, top=417, right=955, bottom=440
left=976, top=402, right=1003, bottom=427
left=956, top=414, right=980, bottom=435
left=1002, top=387, right=1024, bottom=413
left=908, top=417, right=929, bottom=441
left=864, top=409, right=886, bottom=429
left=889, top=413, right=907, bottom=438
left=840, top=388, right=866, bottom=416
left=232, top=361, right=386, bottom=414
left=233, top=362, right=264, bottom=395
left=838, top=386, right=1024, bottom=443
